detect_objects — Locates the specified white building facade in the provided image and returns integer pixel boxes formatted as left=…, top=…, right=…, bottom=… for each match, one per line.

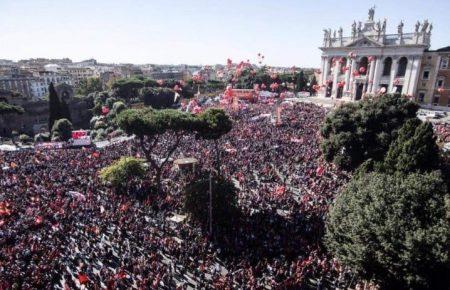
left=318, top=8, right=432, bottom=100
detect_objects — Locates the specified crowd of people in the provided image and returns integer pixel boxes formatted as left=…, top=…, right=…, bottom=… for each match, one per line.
left=434, top=122, right=450, bottom=143
left=0, top=101, right=352, bottom=289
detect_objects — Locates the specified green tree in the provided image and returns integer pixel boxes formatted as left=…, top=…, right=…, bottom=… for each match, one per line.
left=295, top=70, right=307, bottom=92
left=99, top=156, right=146, bottom=194
left=320, top=94, right=419, bottom=171
left=196, top=108, right=232, bottom=174
left=111, top=78, right=144, bottom=102
left=34, top=132, right=50, bottom=142
left=184, top=175, right=239, bottom=233
left=117, top=108, right=198, bottom=192
left=384, top=119, right=440, bottom=174
left=0, top=102, right=24, bottom=115
left=60, top=97, right=72, bottom=122
left=112, top=101, right=126, bottom=115
left=76, top=77, right=103, bottom=95
left=325, top=171, right=450, bottom=289
left=51, top=118, right=73, bottom=141
left=48, top=82, right=63, bottom=130
left=141, top=87, right=175, bottom=109
left=18, top=134, right=31, bottom=144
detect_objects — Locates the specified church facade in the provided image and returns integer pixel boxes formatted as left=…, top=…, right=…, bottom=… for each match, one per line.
left=318, top=7, right=432, bottom=101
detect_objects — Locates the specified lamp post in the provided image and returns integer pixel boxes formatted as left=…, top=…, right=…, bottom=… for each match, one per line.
left=208, top=170, right=213, bottom=237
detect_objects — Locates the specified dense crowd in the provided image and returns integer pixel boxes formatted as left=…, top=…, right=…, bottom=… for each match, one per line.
left=434, top=122, right=450, bottom=143
left=0, top=101, right=351, bottom=289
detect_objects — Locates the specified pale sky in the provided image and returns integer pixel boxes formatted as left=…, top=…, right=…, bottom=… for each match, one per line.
left=1, top=0, right=449, bottom=67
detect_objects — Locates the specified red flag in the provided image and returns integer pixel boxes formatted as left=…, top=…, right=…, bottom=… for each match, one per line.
left=274, top=186, right=286, bottom=197
left=34, top=216, right=43, bottom=225
left=316, top=165, right=325, bottom=177
left=115, top=270, right=127, bottom=279
left=78, top=273, right=89, bottom=284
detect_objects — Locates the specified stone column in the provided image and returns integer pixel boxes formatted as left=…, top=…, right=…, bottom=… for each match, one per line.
left=322, top=57, right=330, bottom=86
left=331, top=59, right=340, bottom=98
left=371, top=57, right=382, bottom=94
left=344, top=58, right=351, bottom=91
left=402, top=57, right=413, bottom=95
left=348, top=59, right=356, bottom=97
left=367, top=58, right=376, bottom=93
left=407, top=57, right=421, bottom=95
left=388, top=57, right=399, bottom=93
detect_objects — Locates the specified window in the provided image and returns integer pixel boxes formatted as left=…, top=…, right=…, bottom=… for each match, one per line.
left=418, top=92, right=425, bottom=103
left=436, top=79, right=444, bottom=88
left=382, top=57, right=392, bottom=76
left=448, top=99, right=450, bottom=107
left=433, top=95, right=440, bottom=105
left=422, top=70, right=430, bottom=80
left=396, top=57, right=408, bottom=77
left=440, top=58, right=448, bottom=69
left=358, top=57, right=368, bottom=75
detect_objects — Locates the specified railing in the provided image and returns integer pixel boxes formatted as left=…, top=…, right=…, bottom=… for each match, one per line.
left=324, top=32, right=430, bottom=48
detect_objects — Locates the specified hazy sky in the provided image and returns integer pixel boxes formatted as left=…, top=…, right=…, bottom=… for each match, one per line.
left=1, top=0, right=449, bottom=67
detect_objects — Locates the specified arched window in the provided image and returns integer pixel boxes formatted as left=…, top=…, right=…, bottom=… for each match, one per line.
left=358, top=57, right=368, bottom=75
left=396, top=57, right=408, bottom=77
left=382, top=57, right=392, bottom=76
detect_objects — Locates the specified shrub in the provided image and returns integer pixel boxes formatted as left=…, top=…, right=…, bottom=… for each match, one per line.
left=320, top=94, right=419, bottom=171
left=34, top=132, right=51, bottom=143
left=99, top=157, right=146, bottom=193
left=51, top=118, right=73, bottom=141
left=325, top=171, right=450, bottom=289
left=19, top=134, right=31, bottom=144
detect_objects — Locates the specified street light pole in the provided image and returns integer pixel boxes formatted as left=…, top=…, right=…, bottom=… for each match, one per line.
left=209, top=171, right=213, bottom=237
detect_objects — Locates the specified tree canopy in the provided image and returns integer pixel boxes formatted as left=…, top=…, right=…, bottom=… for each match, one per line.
left=383, top=118, right=441, bottom=174
left=48, top=82, right=63, bottom=130
left=320, top=94, right=419, bottom=171
left=116, top=108, right=199, bottom=192
left=196, top=108, right=232, bottom=140
left=111, top=78, right=144, bottom=102
left=325, top=171, right=449, bottom=289
left=76, top=77, right=103, bottom=95
left=0, top=102, right=24, bottom=115
left=51, top=118, right=73, bottom=141
left=142, top=87, right=176, bottom=109
left=196, top=108, right=233, bottom=173
left=184, top=175, right=239, bottom=233
left=99, top=156, right=146, bottom=194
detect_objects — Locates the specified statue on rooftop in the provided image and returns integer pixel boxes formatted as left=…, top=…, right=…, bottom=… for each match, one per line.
left=338, top=27, right=343, bottom=39
left=351, top=21, right=357, bottom=38
left=375, top=21, right=382, bottom=38
left=421, top=20, right=429, bottom=33
left=429, top=23, right=433, bottom=34
left=368, top=6, right=376, bottom=21
left=415, top=21, right=420, bottom=33
left=357, top=21, right=362, bottom=34
left=398, top=21, right=404, bottom=36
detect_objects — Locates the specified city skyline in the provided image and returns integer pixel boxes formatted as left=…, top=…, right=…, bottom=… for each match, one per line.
left=1, top=0, right=449, bottom=67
